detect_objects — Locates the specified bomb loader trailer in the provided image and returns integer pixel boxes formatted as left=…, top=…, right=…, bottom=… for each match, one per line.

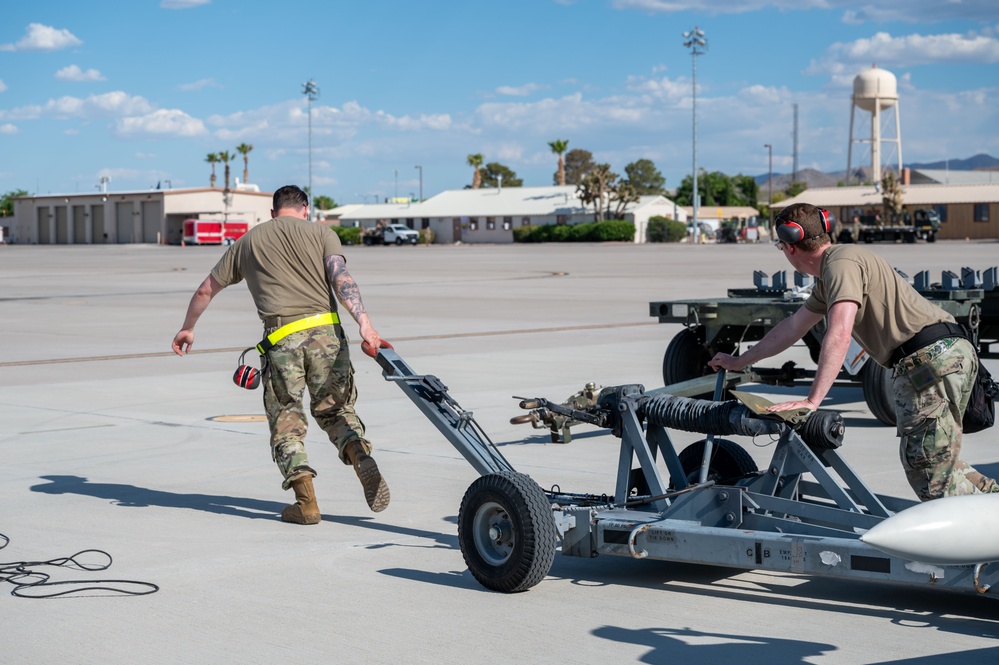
left=363, top=341, right=999, bottom=598
left=650, top=268, right=987, bottom=427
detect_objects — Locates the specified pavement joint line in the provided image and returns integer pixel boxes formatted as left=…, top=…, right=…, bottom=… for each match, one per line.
left=0, top=320, right=659, bottom=367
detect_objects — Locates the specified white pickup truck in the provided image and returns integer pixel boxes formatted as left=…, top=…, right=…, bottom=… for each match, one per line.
left=363, top=223, right=420, bottom=245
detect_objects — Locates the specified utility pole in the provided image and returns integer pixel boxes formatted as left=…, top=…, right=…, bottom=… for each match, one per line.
left=765, top=144, right=773, bottom=230
left=414, top=165, right=423, bottom=201
left=683, top=26, right=707, bottom=244
left=302, top=78, right=319, bottom=220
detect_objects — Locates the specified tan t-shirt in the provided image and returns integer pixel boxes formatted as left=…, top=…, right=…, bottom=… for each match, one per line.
left=211, top=216, right=343, bottom=322
left=804, top=244, right=952, bottom=366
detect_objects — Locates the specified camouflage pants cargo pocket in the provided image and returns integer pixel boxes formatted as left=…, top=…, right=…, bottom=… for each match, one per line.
left=894, top=338, right=982, bottom=500
left=263, top=325, right=367, bottom=490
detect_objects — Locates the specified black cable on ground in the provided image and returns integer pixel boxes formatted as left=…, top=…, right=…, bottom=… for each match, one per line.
left=0, top=534, right=159, bottom=599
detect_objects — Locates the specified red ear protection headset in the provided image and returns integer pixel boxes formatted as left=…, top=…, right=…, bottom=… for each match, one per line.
left=776, top=207, right=831, bottom=244
left=233, top=348, right=263, bottom=390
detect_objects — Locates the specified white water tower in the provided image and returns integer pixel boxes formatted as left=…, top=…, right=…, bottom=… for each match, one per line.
left=847, top=66, right=902, bottom=184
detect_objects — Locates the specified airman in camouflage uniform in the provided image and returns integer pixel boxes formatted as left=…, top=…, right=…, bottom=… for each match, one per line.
left=172, top=185, right=389, bottom=523
left=895, top=337, right=997, bottom=499
left=710, top=203, right=998, bottom=502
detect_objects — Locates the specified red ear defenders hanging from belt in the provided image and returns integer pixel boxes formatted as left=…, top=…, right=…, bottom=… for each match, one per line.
left=233, top=348, right=262, bottom=390
left=776, top=207, right=831, bottom=244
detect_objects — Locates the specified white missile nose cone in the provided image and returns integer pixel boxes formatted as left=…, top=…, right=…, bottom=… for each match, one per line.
left=861, top=494, right=999, bottom=565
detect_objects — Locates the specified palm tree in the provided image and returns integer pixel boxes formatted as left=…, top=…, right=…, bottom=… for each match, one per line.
left=549, top=139, right=570, bottom=186
left=467, top=153, right=484, bottom=189
left=235, top=143, right=254, bottom=185
left=205, top=153, right=218, bottom=188
left=218, top=150, right=233, bottom=191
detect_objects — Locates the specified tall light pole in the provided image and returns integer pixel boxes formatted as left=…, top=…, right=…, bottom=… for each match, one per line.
left=394, top=169, right=399, bottom=199
left=302, top=78, right=319, bottom=220
left=764, top=143, right=773, bottom=230
left=414, top=165, right=423, bottom=201
left=683, top=26, right=707, bottom=243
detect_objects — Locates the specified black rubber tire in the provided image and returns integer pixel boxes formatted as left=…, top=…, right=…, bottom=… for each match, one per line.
left=395, top=237, right=403, bottom=245
left=662, top=328, right=735, bottom=398
left=862, top=361, right=896, bottom=426
left=672, top=438, right=758, bottom=488
left=458, top=471, right=557, bottom=593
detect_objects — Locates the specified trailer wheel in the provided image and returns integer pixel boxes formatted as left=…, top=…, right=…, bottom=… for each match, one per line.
left=458, top=471, right=557, bottom=593
left=672, top=438, right=758, bottom=487
left=662, top=328, right=733, bottom=396
left=862, top=361, right=896, bottom=426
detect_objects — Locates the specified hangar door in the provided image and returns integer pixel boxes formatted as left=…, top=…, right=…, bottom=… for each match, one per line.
left=73, top=205, right=87, bottom=243
left=116, top=201, right=135, bottom=243
left=141, top=200, right=163, bottom=243
left=55, top=206, right=69, bottom=244
left=37, top=208, right=51, bottom=244
left=92, top=205, right=106, bottom=243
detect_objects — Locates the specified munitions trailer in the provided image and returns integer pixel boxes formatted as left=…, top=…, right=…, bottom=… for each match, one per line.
left=364, top=342, right=998, bottom=600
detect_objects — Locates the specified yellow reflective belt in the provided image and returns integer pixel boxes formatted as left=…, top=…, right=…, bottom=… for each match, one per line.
left=256, top=312, right=340, bottom=354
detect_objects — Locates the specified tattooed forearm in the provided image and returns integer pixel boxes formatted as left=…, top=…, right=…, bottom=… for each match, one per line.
left=325, top=255, right=367, bottom=321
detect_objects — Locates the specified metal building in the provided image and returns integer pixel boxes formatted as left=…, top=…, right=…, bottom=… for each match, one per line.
left=9, top=187, right=273, bottom=245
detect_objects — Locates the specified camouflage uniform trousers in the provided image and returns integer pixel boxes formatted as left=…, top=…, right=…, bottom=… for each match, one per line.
left=261, top=324, right=372, bottom=490
left=893, top=336, right=998, bottom=501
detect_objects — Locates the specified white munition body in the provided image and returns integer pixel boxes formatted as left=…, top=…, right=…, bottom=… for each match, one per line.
left=860, top=494, right=999, bottom=565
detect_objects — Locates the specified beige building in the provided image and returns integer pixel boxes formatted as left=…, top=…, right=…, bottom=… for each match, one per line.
left=325, top=185, right=688, bottom=244
left=10, top=187, right=274, bottom=245
left=773, top=183, right=999, bottom=240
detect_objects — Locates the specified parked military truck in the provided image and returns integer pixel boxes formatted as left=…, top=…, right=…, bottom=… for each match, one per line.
left=838, top=208, right=940, bottom=244
left=650, top=268, right=984, bottom=426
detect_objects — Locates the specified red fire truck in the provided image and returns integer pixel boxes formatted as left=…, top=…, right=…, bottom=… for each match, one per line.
left=182, top=219, right=249, bottom=245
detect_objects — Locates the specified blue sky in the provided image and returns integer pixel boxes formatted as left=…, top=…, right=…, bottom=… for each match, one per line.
left=2, top=1, right=997, bottom=204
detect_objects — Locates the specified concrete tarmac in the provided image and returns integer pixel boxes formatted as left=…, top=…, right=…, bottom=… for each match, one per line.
left=2, top=240, right=998, bottom=664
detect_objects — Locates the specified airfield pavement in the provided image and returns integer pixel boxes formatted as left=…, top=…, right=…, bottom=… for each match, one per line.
left=2, top=238, right=998, bottom=664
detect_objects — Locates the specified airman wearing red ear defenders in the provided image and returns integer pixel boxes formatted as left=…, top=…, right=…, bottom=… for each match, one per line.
left=710, top=202, right=997, bottom=501
left=172, top=184, right=391, bottom=523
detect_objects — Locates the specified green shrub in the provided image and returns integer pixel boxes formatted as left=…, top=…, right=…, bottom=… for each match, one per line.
left=512, top=226, right=538, bottom=243
left=332, top=226, right=362, bottom=245
left=418, top=228, right=435, bottom=245
left=647, top=216, right=687, bottom=243
left=592, top=220, right=635, bottom=241
left=512, top=220, right=635, bottom=243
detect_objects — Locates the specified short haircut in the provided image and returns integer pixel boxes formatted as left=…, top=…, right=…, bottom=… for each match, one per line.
left=775, top=203, right=832, bottom=252
left=272, top=185, right=309, bottom=212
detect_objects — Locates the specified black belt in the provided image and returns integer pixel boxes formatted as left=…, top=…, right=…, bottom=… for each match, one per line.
left=890, top=321, right=967, bottom=365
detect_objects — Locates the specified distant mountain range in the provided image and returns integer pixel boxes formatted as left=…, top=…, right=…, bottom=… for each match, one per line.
left=754, top=153, right=999, bottom=188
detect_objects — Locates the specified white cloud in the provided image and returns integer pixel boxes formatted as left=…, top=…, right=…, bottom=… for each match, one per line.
left=625, top=74, right=689, bottom=100
left=116, top=109, right=207, bottom=137
left=161, top=0, right=211, bottom=8
left=0, top=23, right=82, bottom=52
left=0, top=92, right=151, bottom=121
left=0, top=80, right=6, bottom=93
left=612, top=0, right=999, bottom=23
left=55, top=65, right=106, bottom=82
left=808, top=31, right=999, bottom=74
left=178, top=78, right=221, bottom=91
left=495, top=83, right=546, bottom=97
left=0, top=123, right=18, bottom=134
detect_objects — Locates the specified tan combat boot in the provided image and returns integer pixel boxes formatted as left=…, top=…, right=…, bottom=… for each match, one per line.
left=282, top=474, right=322, bottom=524
left=345, top=441, right=390, bottom=512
